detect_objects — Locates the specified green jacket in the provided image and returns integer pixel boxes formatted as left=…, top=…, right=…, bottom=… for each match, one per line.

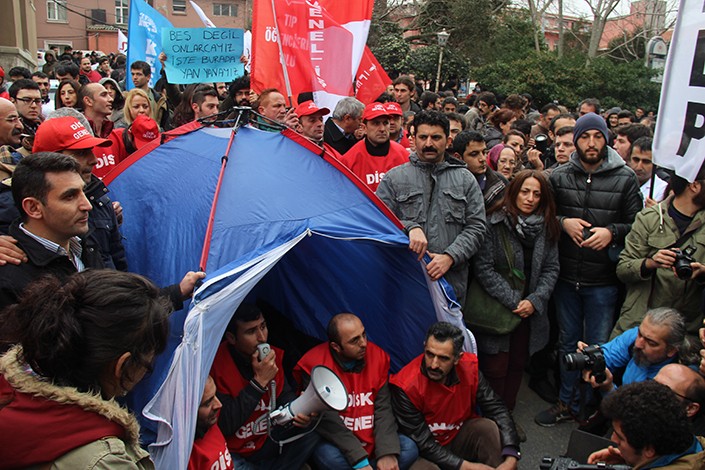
left=613, top=197, right=705, bottom=339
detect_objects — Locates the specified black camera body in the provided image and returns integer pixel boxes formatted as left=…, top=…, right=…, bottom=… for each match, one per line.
left=673, top=245, right=697, bottom=280
left=535, top=133, right=549, bottom=154
left=540, top=456, right=631, bottom=470
left=563, top=345, right=607, bottom=384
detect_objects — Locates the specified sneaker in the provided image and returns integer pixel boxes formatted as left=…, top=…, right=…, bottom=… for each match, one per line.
left=534, top=401, right=573, bottom=427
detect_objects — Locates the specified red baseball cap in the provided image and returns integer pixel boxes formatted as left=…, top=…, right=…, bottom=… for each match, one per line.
left=362, top=102, right=391, bottom=121
left=295, top=100, right=330, bottom=118
left=0, top=67, right=4, bottom=79
left=33, top=116, right=111, bottom=153
left=130, top=114, right=160, bottom=149
left=383, top=102, right=403, bottom=116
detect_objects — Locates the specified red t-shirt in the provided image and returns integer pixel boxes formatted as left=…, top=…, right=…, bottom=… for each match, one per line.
left=340, top=139, right=409, bottom=192
left=210, top=341, right=286, bottom=456
left=293, top=342, right=390, bottom=457
left=391, top=353, right=479, bottom=446
left=188, top=423, right=234, bottom=470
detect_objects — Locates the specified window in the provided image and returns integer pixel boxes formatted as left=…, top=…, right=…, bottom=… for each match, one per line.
left=213, top=3, right=238, bottom=16
left=47, top=0, right=67, bottom=22
left=115, top=0, right=128, bottom=24
left=172, top=0, right=186, bottom=13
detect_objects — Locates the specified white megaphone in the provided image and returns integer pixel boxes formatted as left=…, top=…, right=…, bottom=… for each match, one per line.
left=269, top=365, right=348, bottom=426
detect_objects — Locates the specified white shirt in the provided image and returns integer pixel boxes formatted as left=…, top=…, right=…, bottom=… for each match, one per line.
left=640, top=175, right=668, bottom=205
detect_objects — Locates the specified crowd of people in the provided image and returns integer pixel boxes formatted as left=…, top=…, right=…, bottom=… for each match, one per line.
left=0, top=49, right=704, bottom=470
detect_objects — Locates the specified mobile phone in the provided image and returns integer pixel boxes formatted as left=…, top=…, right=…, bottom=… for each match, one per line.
left=257, top=343, right=271, bottom=361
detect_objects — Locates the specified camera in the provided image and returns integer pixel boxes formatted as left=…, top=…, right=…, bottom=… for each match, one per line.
left=534, top=134, right=549, bottom=154
left=673, top=245, right=697, bottom=280
left=540, top=456, right=630, bottom=470
left=563, top=345, right=606, bottom=383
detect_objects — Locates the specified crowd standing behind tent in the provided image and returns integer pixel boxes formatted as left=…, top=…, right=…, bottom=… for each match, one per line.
left=1, top=47, right=705, bottom=470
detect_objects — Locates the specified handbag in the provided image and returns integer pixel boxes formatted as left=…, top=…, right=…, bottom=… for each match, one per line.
left=464, top=225, right=526, bottom=335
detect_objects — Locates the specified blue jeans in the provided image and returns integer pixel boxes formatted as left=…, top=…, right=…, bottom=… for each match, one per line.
left=312, top=433, right=419, bottom=470
left=554, top=279, right=618, bottom=406
left=230, top=430, right=320, bottom=470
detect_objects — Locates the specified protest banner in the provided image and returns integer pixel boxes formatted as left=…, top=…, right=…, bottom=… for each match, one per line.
left=126, top=0, right=172, bottom=90
left=355, top=46, right=392, bottom=105
left=653, top=0, right=705, bottom=182
left=162, top=28, right=244, bottom=84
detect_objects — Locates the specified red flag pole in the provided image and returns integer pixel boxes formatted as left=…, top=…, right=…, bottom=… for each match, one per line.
left=198, top=128, right=237, bottom=272
left=270, top=0, right=294, bottom=106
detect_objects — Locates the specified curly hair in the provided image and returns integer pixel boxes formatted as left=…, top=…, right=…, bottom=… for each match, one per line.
left=412, top=110, right=450, bottom=137
left=602, top=381, right=693, bottom=456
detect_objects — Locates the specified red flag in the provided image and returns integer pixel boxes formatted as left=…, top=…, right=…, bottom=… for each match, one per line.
left=251, top=0, right=374, bottom=106
left=355, top=47, right=392, bottom=105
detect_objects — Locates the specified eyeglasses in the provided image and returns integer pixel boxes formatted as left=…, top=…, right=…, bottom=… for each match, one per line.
left=2, top=115, right=20, bottom=124
left=15, top=97, right=42, bottom=106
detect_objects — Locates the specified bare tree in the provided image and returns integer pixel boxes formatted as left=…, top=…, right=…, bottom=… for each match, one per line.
left=526, top=0, right=556, bottom=52
left=584, top=0, right=623, bottom=58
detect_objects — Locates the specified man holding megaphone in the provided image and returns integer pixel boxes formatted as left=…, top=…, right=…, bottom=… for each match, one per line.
left=209, top=303, right=320, bottom=469
left=294, top=313, right=420, bottom=470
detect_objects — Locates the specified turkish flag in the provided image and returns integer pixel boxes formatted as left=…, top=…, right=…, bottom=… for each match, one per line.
left=251, top=0, right=374, bottom=106
left=355, top=47, right=392, bottom=105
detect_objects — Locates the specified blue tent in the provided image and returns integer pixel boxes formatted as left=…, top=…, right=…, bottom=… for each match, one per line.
left=106, top=123, right=473, bottom=469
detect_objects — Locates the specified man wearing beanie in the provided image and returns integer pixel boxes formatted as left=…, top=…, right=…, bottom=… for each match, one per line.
left=535, top=112, right=642, bottom=426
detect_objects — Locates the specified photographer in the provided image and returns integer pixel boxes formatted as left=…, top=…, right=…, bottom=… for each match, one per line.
left=613, top=173, right=705, bottom=339
left=587, top=381, right=704, bottom=469
left=577, top=308, right=690, bottom=395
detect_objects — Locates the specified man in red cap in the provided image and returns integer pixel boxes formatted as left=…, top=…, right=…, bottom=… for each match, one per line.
left=339, top=102, right=409, bottom=192
left=385, top=102, right=410, bottom=149
left=294, top=100, right=329, bottom=146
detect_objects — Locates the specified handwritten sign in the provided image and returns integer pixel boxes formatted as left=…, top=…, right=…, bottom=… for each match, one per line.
left=162, top=28, right=244, bottom=84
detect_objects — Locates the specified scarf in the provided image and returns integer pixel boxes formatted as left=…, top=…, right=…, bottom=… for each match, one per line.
left=515, top=213, right=544, bottom=246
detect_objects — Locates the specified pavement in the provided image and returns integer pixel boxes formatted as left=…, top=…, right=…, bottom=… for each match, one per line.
left=512, top=374, right=579, bottom=469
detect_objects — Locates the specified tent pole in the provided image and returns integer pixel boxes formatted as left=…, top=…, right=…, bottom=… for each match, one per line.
left=199, top=128, right=237, bottom=272
left=271, top=0, right=294, bottom=106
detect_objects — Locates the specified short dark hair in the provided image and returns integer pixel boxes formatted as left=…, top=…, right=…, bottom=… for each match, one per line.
left=631, top=136, right=653, bottom=153
left=510, top=118, right=532, bottom=137
left=425, top=322, right=464, bottom=357
left=9, top=79, right=40, bottom=99
left=3, top=270, right=170, bottom=394
left=579, top=98, right=601, bottom=114
left=602, top=381, right=693, bottom=456
left=443, top=97, right=458, bottom=107
left=31, top=71, right=49, bottom=80
left=541, top=103, right=560, bottom=115
left=476, top=91, right=497, bottom=108
left=617, top=110, right=635, bottom=122
left=98, top=56, right=110, bottom=65
left=616, top=123, right=653, bottom=144
left=130, top=60, right=152, bottom=76
left=192, top=85, right=218, bottom=106
left=8, top=66, right=31, bottom=79
left=446, top=112, right=467, bottom=130
left=11, top=152, right=81, bottom=219
left=420, top=91, right=440, bottom=110
left=451, top=130, right=484, bottom=155
left=555, top=126, right=575, bottom=138
left=54, top=60, right=79, bottom=79
left=549, top=112, right=577, bottom=133
left=413, top=110, right=450, bottom=137
left=225, top=303, right=263, bottom=334
left=392, top=75, right=415, bottom=92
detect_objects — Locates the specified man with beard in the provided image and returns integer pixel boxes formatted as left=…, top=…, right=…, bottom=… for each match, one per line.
left=535, top=113, right=642, bottom=426
left=219, top=75, right=251, bottom=112
left=376, top=111, right=486, bottom=308
left=580, top=308, right=689, bottom=395
left=188, top=376, right=234, bottom=470
left=612, top=172, right=705, bottom=339
left=340, top=102, right=409, bottom=192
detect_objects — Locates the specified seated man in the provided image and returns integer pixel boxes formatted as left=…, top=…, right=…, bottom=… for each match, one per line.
left=189, top=375, right=234, bottom=470
left=210, top=303, right=319, bottom=468
left=654, top=363, right=705, bottom=437
left=294, top=313, right=418, bottom=470
left=390, top=322, right=520, bottom=470
left=588, top=381, right=704, bottom=468
left=581, top=307, right=689, bottom=394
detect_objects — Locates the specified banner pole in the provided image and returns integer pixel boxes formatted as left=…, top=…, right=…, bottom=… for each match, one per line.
left=270, top=0, right=294, bottom=106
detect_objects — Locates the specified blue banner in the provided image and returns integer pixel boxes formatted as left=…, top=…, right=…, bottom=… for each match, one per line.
left=126, top=0, right=173, bottom=90
left=162, top=28, right=244, bottom=84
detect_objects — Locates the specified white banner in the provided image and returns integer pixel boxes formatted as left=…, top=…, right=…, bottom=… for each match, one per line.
left=653, top=0, right=705, bottom=182
left=118, top=29, right=128, bottom=54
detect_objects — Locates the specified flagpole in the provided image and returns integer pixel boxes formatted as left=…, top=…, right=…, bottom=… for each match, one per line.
left=270, top=0, right=294, bottom=106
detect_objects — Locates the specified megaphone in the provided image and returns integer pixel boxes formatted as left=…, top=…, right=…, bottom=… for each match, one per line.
left=269, top=365, right=348, bottom=426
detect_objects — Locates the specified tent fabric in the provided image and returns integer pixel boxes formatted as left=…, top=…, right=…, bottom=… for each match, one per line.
left=106, top=124, right=475, bottom=469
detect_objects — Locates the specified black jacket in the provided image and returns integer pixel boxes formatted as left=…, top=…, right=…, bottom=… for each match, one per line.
left=324, top=118, right=359, bottom=156
left=549, top=147, right=643, bottom=286
left=84, top=176, right=127, bottom=271
left=390, top=367, right=519, bottom=470
left=0, top=221, right=105, bottom=310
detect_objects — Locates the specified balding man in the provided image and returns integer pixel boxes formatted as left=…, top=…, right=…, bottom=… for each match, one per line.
left=79, top=83, right=114, bottom=138
left=655, top=363, right=705, bottom=436
left=254, top=88, right=298, bottom=130
left=294, top=313, right=418, bottom=470
left=0, top=98, right=23, bottom=167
